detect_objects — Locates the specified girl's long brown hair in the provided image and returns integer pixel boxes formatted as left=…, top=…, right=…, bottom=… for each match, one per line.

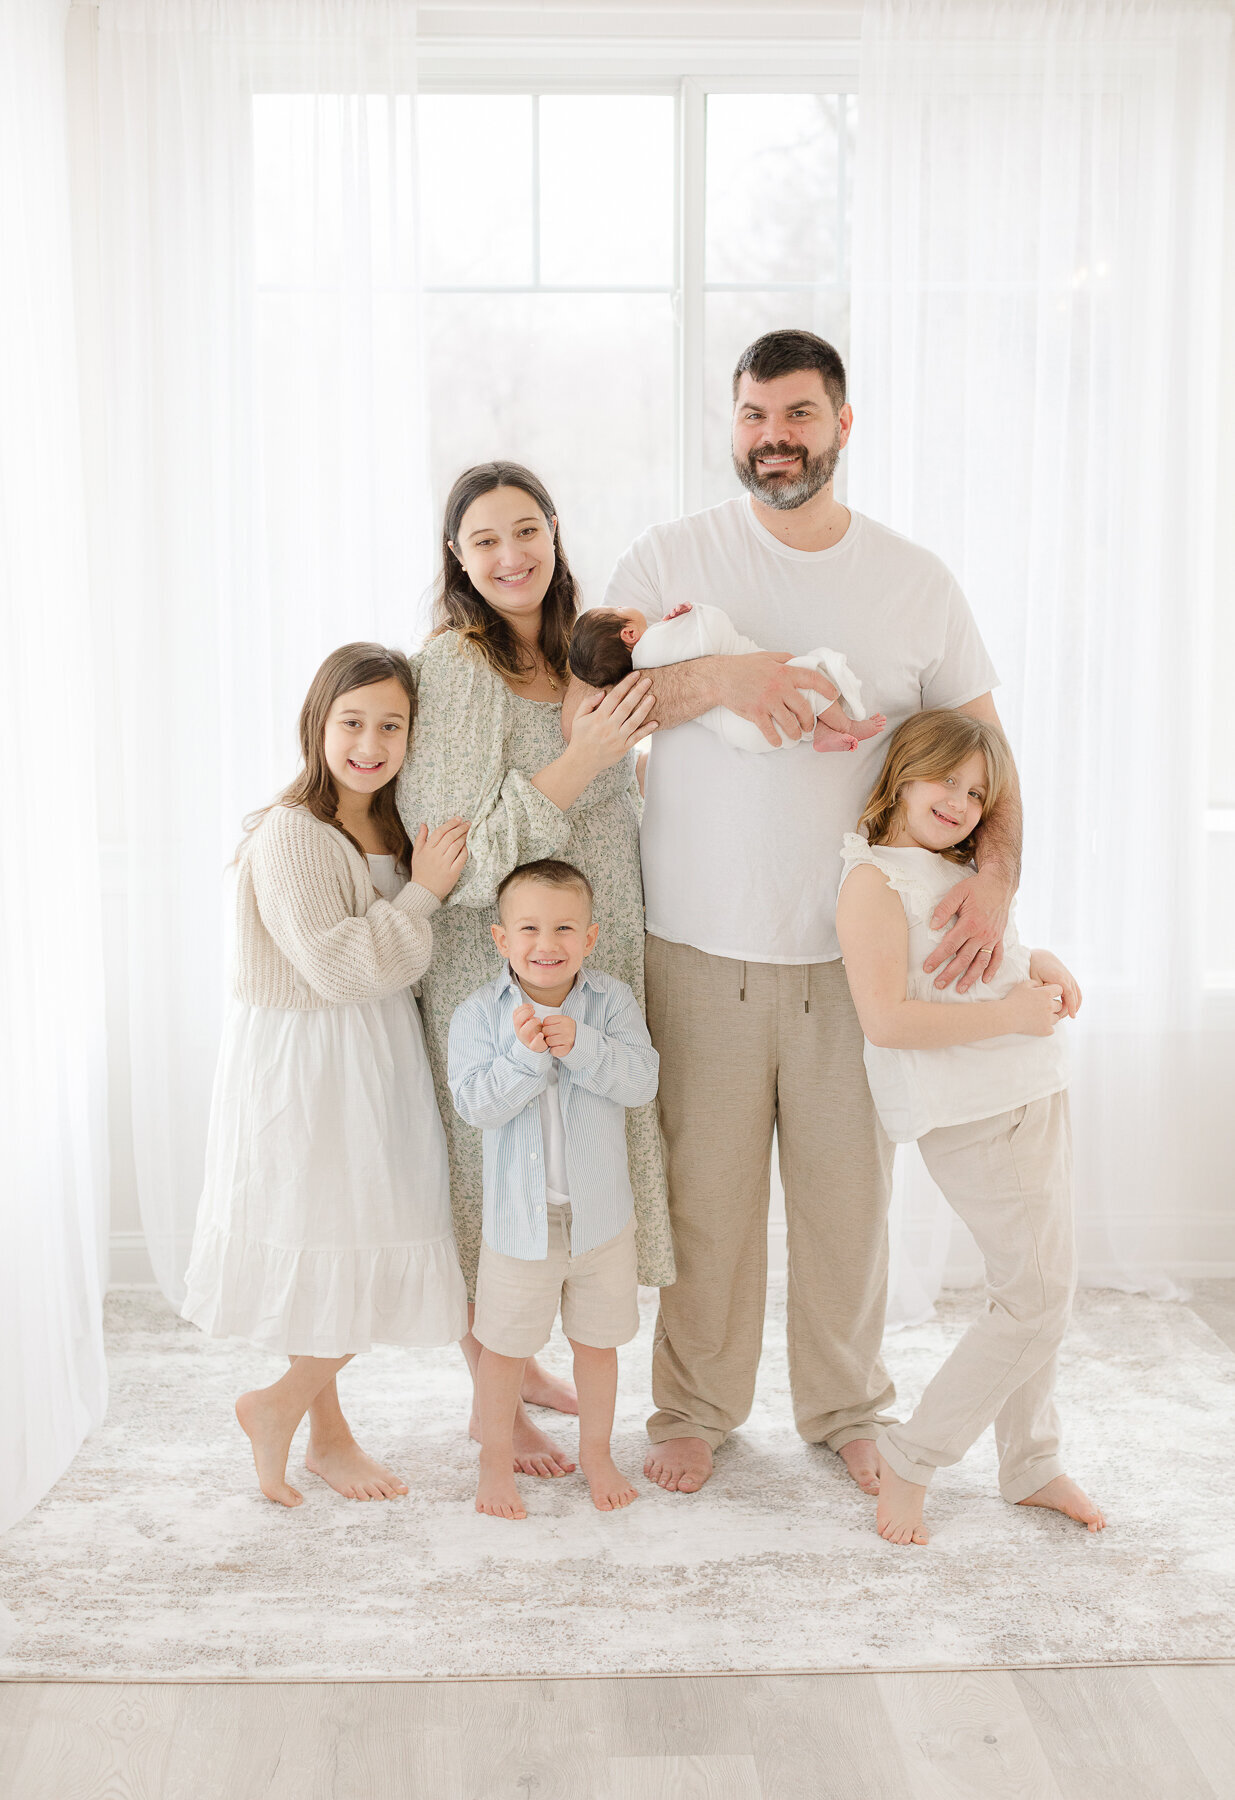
left=434, top=461, right=578, bottom=685
left=859, top=709, right=1013, bottom=867
left=243, top=643, right=417, bottom=864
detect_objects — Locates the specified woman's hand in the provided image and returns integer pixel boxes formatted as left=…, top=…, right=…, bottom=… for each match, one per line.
left=1000, top=980, right=1064, bottom=1037
left=567, top=673, right=657, bottom=776
left=1028, top=948, right=1082, bottom=1018
left=409, top=816, right=470, bottom=900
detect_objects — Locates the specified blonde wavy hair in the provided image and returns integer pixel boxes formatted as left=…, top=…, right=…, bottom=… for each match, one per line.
left=859, top=709, right=1013, bottom=868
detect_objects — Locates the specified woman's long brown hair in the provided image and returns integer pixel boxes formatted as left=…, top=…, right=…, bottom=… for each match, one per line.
left=858, top=709, right=1013, bottom=868
left=434, top=461, right=579, bottom=685
left=243, top=643, right=417, bottom=864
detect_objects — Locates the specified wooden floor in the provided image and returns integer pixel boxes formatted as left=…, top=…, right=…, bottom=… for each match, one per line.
left=3, top=1283, right=1232, bottom=1800
left=2, top=1667, right=1234, bottom=1798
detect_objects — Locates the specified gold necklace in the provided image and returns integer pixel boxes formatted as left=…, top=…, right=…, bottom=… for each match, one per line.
left=519, top=656, right=559, bottom=691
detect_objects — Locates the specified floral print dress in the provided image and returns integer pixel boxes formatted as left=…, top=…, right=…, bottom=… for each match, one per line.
left=397, top=631, right=674, bottom=1296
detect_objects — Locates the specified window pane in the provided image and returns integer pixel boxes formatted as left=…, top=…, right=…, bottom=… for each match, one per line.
left=418, top=95, right=533, bottom=286
left=539, top=96, right=675, bottom=288
left=706, top=94, right=848, bottom=286
left=703, top=289, right=852, bottom=509
left=425, top=292, right=675, bottom=600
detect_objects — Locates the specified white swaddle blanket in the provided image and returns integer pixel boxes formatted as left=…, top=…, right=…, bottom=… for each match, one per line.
left=630, top=601, right=865, bottom=753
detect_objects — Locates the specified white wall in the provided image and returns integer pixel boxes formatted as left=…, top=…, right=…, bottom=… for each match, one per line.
left=65, top=2, right=1235, bottom=1290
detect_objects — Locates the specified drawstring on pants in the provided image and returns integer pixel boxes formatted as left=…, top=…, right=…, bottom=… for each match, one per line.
left=802, top=965, right=810, bottom=1013
left=738, top=961, right=747, bottom=1003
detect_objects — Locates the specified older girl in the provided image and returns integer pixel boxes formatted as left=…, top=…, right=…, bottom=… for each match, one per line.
left=398, top=463, right=674, bottom=1477
left=182, top=644, right=470, bottom=1507
left=836, top=710, right=1105, bottom=1545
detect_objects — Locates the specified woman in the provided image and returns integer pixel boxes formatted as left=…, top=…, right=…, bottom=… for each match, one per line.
left=398, top=461, right=674, bottom=1476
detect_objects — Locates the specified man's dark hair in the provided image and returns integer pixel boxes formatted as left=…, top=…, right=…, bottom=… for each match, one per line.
left=497, top=858, right=594, bottom=916
left=567, top=609, right=634, bottom=690
left=731, top=329, right=847, bottom=413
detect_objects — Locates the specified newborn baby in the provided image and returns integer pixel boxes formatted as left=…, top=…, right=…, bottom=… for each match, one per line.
left=568, top=601, right=886, bottom=754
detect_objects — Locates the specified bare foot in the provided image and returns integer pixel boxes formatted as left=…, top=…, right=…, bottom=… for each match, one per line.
left=235, top=1389, right=303, bottom=1508
left=581, top=1450, right=638, bottom=1512
left=475, top=1454, right=527, bottom=1521
left=1017, top=1474, right=1106, bottom=1532
left=469, top=1402, right=576, bottom=1477
left=643, top=1436, right=713, bottom=1493
left=520, top=1357, right=579, bottom=1417
left=849, top=713, right=887, bottom=742
left=813, top=724, right=859, bottom=753
left=838, top=1438, right=881, bottom=1495
left=305, top=1436, right=407, bottom=1501
left=875, top=1455, right=930, bottom=1545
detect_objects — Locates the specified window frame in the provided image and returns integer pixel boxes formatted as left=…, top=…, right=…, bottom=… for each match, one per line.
left=416, top=49, right=858, bottom=518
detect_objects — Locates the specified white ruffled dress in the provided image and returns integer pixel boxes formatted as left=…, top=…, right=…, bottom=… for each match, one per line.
left=182, top=855, right=468, bottom=1357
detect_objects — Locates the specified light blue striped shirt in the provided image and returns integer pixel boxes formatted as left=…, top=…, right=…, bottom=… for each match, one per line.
left=447, top=964, right=659, bottom=1261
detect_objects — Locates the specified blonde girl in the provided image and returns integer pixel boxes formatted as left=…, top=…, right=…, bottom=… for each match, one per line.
left=182, top=643, right=470, bottom=1507
left=836, top=709, right=1105, bottom=1545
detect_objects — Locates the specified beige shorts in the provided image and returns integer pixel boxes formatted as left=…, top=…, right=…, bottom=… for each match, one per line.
left=472, top=1205, right=640, bottom=1358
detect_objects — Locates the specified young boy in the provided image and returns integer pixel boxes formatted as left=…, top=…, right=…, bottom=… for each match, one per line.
left=447, top=858, right=659, bottom=1520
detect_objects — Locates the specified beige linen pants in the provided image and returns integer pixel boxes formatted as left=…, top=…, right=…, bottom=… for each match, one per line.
left=644, top=936, right=896, bottom=1452
left=877, top=1091, right=1075, bottom=1505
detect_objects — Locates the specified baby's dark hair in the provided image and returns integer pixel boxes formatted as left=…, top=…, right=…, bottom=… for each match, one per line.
left=568, top=609, right=634, bottom=689
left=497, top=857, right=594, bottom=918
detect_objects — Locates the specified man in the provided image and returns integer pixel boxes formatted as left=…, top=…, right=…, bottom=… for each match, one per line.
left=601, top=328, right=1020, bottom=1495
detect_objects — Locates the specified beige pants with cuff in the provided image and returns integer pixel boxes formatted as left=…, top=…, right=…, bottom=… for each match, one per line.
left=644, top=936, right=896, bottom=1452
left=877, top=1091, right=1075, bottom=1505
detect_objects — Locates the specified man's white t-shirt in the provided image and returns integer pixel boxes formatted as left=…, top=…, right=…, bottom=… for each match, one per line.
left=601, top=496, right=998, bottom=965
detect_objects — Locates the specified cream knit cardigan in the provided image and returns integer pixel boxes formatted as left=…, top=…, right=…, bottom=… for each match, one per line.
left=234, top=804, right=440, bottom=1009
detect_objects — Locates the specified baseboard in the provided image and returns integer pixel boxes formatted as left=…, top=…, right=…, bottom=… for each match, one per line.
left=108, top=1231, right=156, bottom=1287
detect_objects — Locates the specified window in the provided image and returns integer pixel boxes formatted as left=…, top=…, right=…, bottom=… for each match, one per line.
left=252, top=80, right=856, bottom=607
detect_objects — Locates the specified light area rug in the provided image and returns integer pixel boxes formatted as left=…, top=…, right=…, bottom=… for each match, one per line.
left=1, top=1283, right=1233, bottom=1680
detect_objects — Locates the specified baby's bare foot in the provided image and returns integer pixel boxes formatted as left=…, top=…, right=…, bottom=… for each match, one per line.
left=235, top=1389, right=303, bottom=1508
left=468, top=1403, right=576, bottom=1477
left=1017, top=1474, right=1106, bottom=1531
left=581, top=1450, right=638, bottom=1512
left=305, top=1437, right=407, bottom=1501
left=520, top=1358, right=579, bottom=1417
left=643, top=1436, right=713, bottom=1493
left=813, top=723, right=859, bottom=753
left=875, top=1456, right=929, bottom=1545
left=838, top=1437, right=881, bottom=1495
left=476, top=1456, right=526, bottom=1521
left=849, top=713, right=887, bottom=741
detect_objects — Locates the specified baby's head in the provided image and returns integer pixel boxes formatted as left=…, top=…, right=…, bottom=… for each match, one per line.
left=860, top=709, right=1012, bottom=864
left=567, top=607, right=648, bottom=689
left=492, top=858, right=599, bottom=995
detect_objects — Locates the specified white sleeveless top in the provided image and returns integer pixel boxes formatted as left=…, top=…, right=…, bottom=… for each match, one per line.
left=838, top=833, right=1068, bottom=1143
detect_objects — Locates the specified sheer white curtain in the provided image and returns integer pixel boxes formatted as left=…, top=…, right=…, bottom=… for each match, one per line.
left=95, top=0, right=427, bottom=1304
left=850, top=0, right=1230, bottom=1320
left=1, top=0, right=109, bottom=1531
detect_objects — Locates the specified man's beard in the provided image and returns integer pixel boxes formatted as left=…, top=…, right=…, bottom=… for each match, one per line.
left=732, top=426, right=842, bottom=510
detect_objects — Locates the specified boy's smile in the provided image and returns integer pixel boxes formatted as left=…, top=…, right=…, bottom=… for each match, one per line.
left=490, top=879, right=600, bottom=1008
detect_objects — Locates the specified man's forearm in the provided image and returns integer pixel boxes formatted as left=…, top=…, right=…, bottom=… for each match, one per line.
left=974, top=776, right=1023, bottom=892
left=642, top=657, right=726, bottom=731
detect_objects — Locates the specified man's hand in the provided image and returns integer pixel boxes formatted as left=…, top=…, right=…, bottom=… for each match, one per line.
left=1028, top=949, right=1083, bottom=1018
left=539, top=1014, right=577, bottom=1058
left=512, top=1003, right=549, bottom=1054
left=714, top=652, right=836, bottom=749
left=923, top=868, right=1013, bottom=992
